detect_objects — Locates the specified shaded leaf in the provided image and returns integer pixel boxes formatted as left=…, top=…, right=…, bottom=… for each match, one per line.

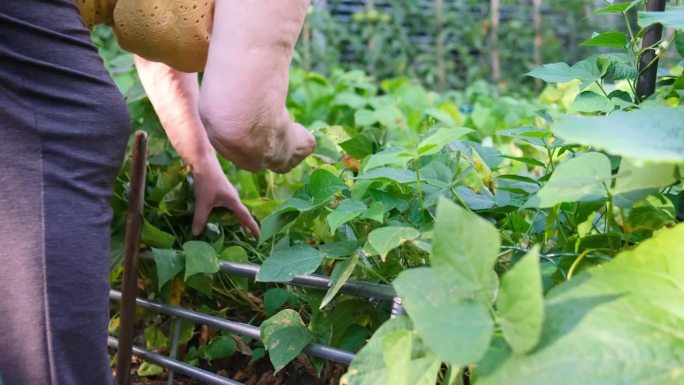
left=256, top=245, right=325, bottom=282
left=261, top=309, right=314, bottom=372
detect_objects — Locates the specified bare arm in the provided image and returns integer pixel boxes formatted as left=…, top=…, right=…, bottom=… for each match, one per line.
left=134, top=55, right=260, bottom=237
left=199, top=0, right=315, bottom=173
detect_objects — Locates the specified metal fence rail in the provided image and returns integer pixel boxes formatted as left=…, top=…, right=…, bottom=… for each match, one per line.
left=109, top=290, right=357, bottom=365
left=111, top=132, right=400, bottom=385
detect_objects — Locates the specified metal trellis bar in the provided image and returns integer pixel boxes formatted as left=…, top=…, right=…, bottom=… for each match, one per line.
left=109, top=290, right=356, bottom=365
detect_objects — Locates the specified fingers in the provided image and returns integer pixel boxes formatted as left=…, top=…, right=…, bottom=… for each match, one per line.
left=191, top=198, right=212, bottom=236
left=226, top=198, right=261, bottom=239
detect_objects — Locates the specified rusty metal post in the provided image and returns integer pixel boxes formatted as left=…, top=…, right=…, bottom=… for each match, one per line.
left=116, top=131, right=148, bottom=385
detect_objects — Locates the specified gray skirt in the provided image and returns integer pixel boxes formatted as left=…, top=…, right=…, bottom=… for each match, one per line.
left=0, top=1, right=130, bottom=384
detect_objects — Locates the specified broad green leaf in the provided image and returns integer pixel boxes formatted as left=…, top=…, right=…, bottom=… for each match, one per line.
left=258, top=211, right=299, bottom=247
left=417, top=127, right=473, bottom=157
left=357, top=168, right=418, bottom=184
left=152, top=248, right=184, bottom=291
left=424, top=107, right=457, bottom=126
left=526, top=62, right=576, bottom=83
left=593, top=1, right=640, bottom=14
left=256, top=244, right=325, bottom=282
left=327, top=200, right=367, bottom=232
left=340, top=317, right=441, bottom=385
left=363, top=149, right=413, bottom=172
left=319, top=240, right=363, bottom=258
left=638, top=6, right=684, bottom=29
left=527, top=59, right=602, bottom=90
left=185, top=273, right=213, bottom=297
left=432, top=198, right=500, bottom=300
left=144, top=326, right=168, bottom=350
left=524, top=153, right=612, bottom=208
left=183, top=241, right=220, bottom=280
left=571, top=58, right=605, bottom=90
left=199, top=335, right=236, bottom=362
left=340, top=134, right=375, bottom=159
left=264, top=288, right=294, bottom=316
left=355, top=109, right=378, bottom=126
left=553, top=107, right=684, bottom=163
left=320, top=253, right=360, bottom=308
left=570, top=91, right=614, bottom=114
left=580, top=32, right=627, bottom=49
left=310, top=169, right=348, bottom=205
left=261, top=309, right=314, bottom=372
left=141, top=220, right=175, bottom=248
left=676, top=31, right=684, bottom=57
left=611, top=160, right=679, bottom=208
left=137, top=362, right=164, bottom=377
left=394, top=268, right=494, bottom=366
left=368, top=226, right=420, bottom=261
left=361, top=202, right=385, bottom=223
left=496, top=246, right=544, bottom=354
left=476, top=224, right=684, bottom=385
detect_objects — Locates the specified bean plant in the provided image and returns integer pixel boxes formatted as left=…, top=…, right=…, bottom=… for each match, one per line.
left=96, top=1, right=684, bottom=383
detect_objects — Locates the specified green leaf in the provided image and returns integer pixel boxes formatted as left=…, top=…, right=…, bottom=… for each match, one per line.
left=675, top=30, right=684, bottom=57
left=527, top=59, right=603, bottom=90
left=152, top=248, right=184, bottom=291
left=144, top=326, right=168, bottom=350
left=496, top=246, right=544, bottom=354
left=340, top=134, right=375, bottom=159
left=183, top=241, right=220, bottom=280
left=355, top=109, right=378, bottom=126
left=258, top=211, right=299, bottom=247
left=327, top=199, right=368, bottom=232
left=611, top=160, right=679, bottom=208
left=476, top=224, right=684, bottom=385
left=340, top=317, right=441, bottom=385
left=319, top=240, right=363, bottom=258
left=310, top=169, right=348, bottom=205
left=141, top=220, right=175, bottom=248
left=570, top=91, right=615, bottom=114
left=361, top=202, right=385, bottom=223
left=256, top=244, right=325, bottom=282
left=264, top=288, right=294, bottom=316
left=417, top=127, right=473, bottom=157
left=320, top=253, right=360, bottom=309
left=185, top=273, right=213, bottom=297
left=526, top=62, right=576, bottom=83
left=639, top=6, right=684, bottom=29
left=367, top=226, right=420, bottom=261
left=593, top=1, right=640, bottom=14
left=137, top=361, right=164, bottom=377
left=524, top=153, right=612, bottom=208
left=553, top=107, right=684, bottom=163
left=261, top=309, right=314, bottom=372
left=432, top=198, right=500, bottom=301
left=580, top=32, right=627, bottom=49
left=394, top=268, right=494, bottom=366
left=357, top=168, right=418, bottom=184
left=363, top=149, right=413, bottom=172
left=199, top=335, right=237, bottom=362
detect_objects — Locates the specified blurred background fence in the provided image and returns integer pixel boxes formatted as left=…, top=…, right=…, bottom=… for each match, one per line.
left=294, top=0, right=618, bottom=92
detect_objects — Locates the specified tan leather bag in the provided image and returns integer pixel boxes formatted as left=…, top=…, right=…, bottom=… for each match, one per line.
left=78, top=0, right=214, bottom=72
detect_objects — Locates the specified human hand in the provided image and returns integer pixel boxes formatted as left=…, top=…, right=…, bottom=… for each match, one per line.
left=203, top=107, right=316, bottom=174
left=190, top=156, right=260, bottom=238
